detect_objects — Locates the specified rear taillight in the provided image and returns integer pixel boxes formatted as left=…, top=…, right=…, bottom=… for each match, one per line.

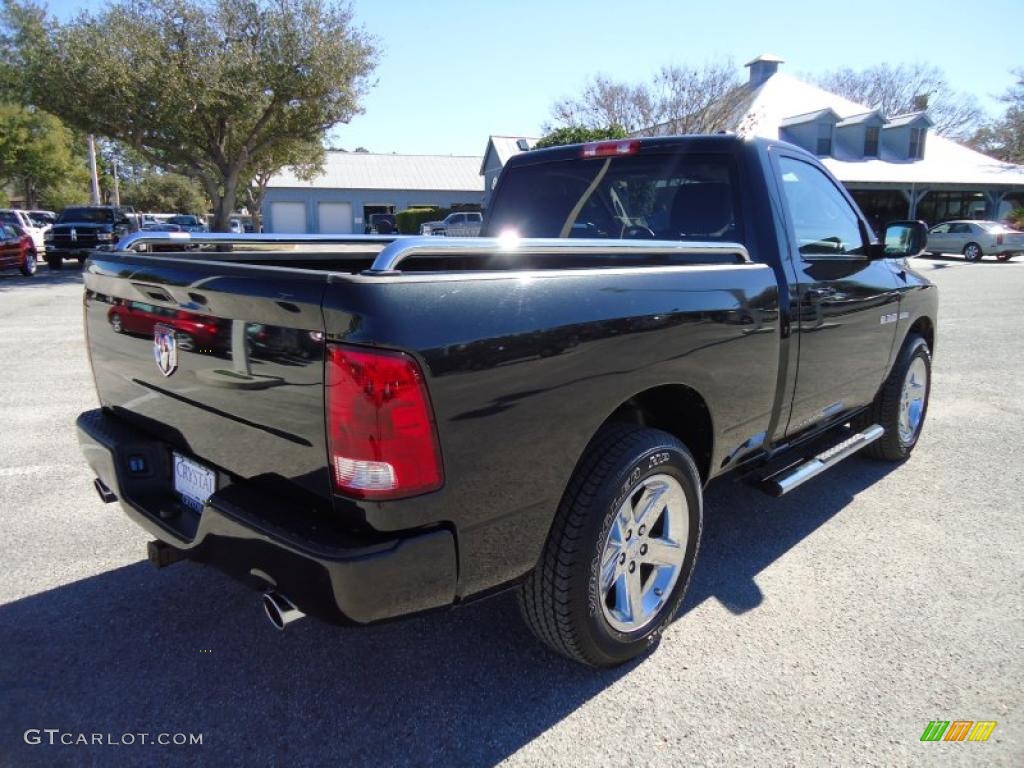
left=326, top=344, right=443, bottom=500
left=581, top=140, right=640, bottom=158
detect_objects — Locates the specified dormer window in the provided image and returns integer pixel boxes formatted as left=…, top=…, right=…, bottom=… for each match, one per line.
left=781, top=108, right=839, bottom=156
left=865, top=126, right=880, bottom=157
left=817, top=122, right=833, bottom=155
left=909, top=127, right=926, bottom=160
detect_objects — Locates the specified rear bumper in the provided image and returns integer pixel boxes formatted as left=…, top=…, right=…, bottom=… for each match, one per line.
left=76, top=408, right=458, bottom=624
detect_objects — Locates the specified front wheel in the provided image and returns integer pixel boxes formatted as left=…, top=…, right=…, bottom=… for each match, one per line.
left=859, top=335, right=931, bottom=461
left=963, top=242, right=983, bottom=262
left=20, top=248, right=37, bottom=276
left=518, top=424, right=703, bottom=667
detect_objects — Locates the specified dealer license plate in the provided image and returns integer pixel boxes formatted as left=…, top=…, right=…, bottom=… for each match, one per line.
left=173, top=453, right=216, bottom=512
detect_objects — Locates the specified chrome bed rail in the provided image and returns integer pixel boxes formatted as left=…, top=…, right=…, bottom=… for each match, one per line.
left=115, top=232, right=752, bottom=272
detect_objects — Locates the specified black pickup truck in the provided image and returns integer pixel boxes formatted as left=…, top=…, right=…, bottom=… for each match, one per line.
left=45, top=205, right=138, bottom=269
left=77, top=135, right=936, bottom=667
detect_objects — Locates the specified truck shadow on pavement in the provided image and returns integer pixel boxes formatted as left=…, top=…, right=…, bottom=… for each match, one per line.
left=0, top=266, right=84, bottom=291
left=0, top=457, right=895, bottom=767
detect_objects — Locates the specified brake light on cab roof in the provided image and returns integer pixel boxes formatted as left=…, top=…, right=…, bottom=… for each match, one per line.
left=581, top=140, right=641, bottom=158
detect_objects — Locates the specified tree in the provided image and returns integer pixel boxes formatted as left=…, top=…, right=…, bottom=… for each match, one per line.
left=0, top=102, right=88, bottom=207
left=968, top=69, right=1024, bottom=164
left=242, top=139, right=324, bottom=232
left=812, top=63, right=983, bottom=140
left=123, top=173, right=208, bottom=213
left=547, top=60, right=747, bottom=136
left=1, top=0, right=376, bottom=230
left=534, top=125, right=628, bottom=149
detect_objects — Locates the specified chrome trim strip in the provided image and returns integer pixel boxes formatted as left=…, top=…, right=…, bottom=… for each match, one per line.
left=115, top=232, right=752, bottom=271
left=116, top=231, right=397, bottom=251
left=366, top=236, right=751, bottom=273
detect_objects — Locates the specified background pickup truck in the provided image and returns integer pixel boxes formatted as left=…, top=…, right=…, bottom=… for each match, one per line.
left=45, top=205, right=138, bottom=269
left=77, top=135, right=936, bottom=667
left=420, top=210, right=483, bottom=236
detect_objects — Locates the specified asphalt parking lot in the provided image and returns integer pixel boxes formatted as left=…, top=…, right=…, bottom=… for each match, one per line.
left=0, top=255, right=1021, bottom=767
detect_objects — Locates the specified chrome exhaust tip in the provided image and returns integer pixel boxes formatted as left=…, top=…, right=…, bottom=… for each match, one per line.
left=262, top=590, right=305, bottom=630
left=93, top=477, right=118, bottom=504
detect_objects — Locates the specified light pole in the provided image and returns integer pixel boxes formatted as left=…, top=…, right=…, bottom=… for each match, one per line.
left=87, top=134, right=101, bottom=204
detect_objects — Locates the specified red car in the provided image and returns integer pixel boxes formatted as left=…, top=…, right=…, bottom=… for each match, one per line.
left=107, top=300, right=227, bottom=354
left=0, top=223, right=37, bottom=276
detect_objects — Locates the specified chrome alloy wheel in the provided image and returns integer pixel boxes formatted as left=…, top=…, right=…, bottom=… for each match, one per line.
left=599, top=473, right=688, bottom=633
left=898, top=357, right=928, bottom=445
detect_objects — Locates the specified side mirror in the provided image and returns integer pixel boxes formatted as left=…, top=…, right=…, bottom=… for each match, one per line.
left=873, top=220, right=927, bottom=259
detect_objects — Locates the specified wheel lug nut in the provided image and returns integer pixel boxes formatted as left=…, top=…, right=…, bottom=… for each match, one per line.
left=618, top=552, right=626, bottom=565
left=640, top=544, right=647, bottom=556
left=626, top=529, right=632, bottom=540
left=654, top=588, right=663, bottom=597
left=639, top=525, right=646, bottom=536
left=628, top=562, right=636, bottom=573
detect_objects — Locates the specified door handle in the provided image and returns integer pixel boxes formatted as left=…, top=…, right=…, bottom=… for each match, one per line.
left=804, top=286, right=837, bottom=300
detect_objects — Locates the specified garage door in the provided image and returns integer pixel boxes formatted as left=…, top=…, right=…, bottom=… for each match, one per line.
left=318, top=202, right=353, bottom=234
left=270, top=202, right=306, bottom=233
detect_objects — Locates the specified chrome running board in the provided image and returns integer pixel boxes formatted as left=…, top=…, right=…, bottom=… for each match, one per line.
left=763, top=424, right=884, bottom=496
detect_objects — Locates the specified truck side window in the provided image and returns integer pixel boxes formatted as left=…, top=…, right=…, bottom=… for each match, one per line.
left=779, top=157, right=866, bottom=258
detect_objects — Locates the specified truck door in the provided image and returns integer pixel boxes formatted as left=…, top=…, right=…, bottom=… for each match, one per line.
left=774, top=153, right=901, bottom=437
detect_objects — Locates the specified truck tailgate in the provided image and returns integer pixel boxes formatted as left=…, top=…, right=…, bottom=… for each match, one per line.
left=83, top=254, right=331, bottom=503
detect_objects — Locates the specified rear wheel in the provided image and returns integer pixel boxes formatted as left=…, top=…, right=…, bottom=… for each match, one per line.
left=46, top=254, right=62, bottom=270
left=518, top=424, right=703, bottom=667
left=20, top=248, right=37, bottom=276
left=963, top=242, right=983, bottom=262
left=859, top=335, right=931, bottom=461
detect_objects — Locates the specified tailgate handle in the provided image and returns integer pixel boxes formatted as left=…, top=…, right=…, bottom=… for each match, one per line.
left=131, top=282, right=173, bottom=303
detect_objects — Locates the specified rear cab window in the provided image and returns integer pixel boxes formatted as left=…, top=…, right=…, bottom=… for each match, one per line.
left=484, top=152, right=743, bottom=244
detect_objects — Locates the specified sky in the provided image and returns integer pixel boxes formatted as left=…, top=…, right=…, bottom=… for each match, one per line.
left=45, top=0, right=1023, bottom=157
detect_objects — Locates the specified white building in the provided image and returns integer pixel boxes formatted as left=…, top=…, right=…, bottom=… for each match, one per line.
left=263, top=151, right=484, bottom=233
left=639, top=55, right=1024, bottom=226
left=479, top=135, right=538, bottom=207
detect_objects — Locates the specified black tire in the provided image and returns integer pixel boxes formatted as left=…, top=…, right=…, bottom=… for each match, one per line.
left=518, top=423, right=703, bottom=667
left=20, top=248, right=37, bottom=277
left=109, top=315, right=123, bottom=333
left=963, top=242, right=983, bottom=262
left=859, top=335, right=931, bottom=461
left=46, top=254, right=62, bottom=270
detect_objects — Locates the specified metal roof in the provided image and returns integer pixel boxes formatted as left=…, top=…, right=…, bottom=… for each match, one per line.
left=835, top=110, right=886, bottom=127
left=744, top=53, right=785, bottom=66
left=884, top=111, right=934, bottom=128
left=780, top=108, right=839, bottom=127
left=732, top=72, right=1024, bottom=187
left=269, top=151, right=485, bottom=192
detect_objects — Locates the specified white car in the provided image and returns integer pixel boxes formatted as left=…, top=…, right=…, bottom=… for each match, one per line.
left=926, top=220, right=1024, bottom=262
left=0, top=208, right=48, bottom=256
